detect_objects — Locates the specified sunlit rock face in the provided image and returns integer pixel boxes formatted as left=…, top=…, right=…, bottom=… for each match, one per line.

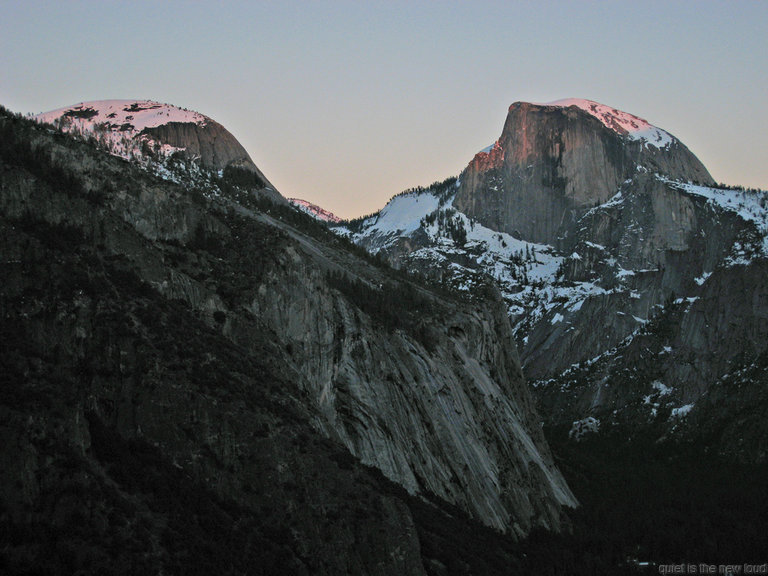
left=35, top=99, right=273, bottom=185
left=454, top=100, right=714, bottom=245
left=339, top=98, right=768, bottom=463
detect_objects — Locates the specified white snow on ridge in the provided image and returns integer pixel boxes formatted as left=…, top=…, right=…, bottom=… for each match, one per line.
left=345, top=176, right=663, bottom=331
left=34, top=100, right=210, bottom=168
left=288, top=198, right=342, bottom=223
left=582, top=190, right=625, bottom=220
left=35, top=99, right=206, bottom=133
left=543, top=98, right=674, bottom=149
left=358, top=191, right=442, bottom=237
left=662, top=178, right=768, bottom=254
left=348, top=184, right=621, bottom=322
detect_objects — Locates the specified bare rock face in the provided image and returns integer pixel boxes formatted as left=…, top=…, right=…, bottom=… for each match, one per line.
left=1, top=106, right=576, bottom=570
left=454, top=100, right=714, bottom=245
left=246, top=252, right=576, bottom=536
left=532, top=258, right=768, bottom=464
left=141, top=118, right=266, bottom=177
left=340, top=98, right=768, bottom=465
left=520, top=173, right=754, bottom=383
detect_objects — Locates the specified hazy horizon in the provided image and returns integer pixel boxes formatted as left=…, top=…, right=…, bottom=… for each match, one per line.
left=2, top=0, right=766, bottom=219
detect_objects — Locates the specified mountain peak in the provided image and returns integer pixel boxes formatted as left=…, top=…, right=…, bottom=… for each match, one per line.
left=519, top=98, right=674, bottom=149
left=34, top=99, right=272, bottom=186
left=455, top=98, right=714, bottom=244
left=36, top=99, right=208, bottom=133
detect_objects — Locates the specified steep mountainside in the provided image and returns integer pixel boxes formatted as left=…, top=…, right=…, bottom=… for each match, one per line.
left=454, top=99, right=713, bottom=245
left=0, top=104, right=576, bottom=574
left=338, top=99, right=768, bottom=461
left=35, top=100, right=277, bottom=199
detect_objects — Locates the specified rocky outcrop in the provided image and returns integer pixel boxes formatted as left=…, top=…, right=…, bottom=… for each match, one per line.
left=35, top=99, right=275, bottom=189
left=340, top=98, right=767, bottom=464
left=141, top=118, right=268, bottom=179
left=246, top=250, right=575, bottom=535
left=521, top=174, right=749, bottom=380
left=533, top=259, right=768, bottom=461
left=454, top=101, right=714, bottom=245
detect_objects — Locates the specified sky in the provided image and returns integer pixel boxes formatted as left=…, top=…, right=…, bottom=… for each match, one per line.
left=2, top=0, right=766, bottom=219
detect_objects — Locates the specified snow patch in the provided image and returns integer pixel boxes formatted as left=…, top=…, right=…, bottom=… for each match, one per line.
left=479, top=141, right=499, bottom=154
left=694, top=271, right=712, bottom=285
left=651, top=381, right=673, bottom=396
left=671, top=404, right=694, bottom=418
left=543, top=98, right=674, bottom=149
left=569, top=417, right=600, bottom=441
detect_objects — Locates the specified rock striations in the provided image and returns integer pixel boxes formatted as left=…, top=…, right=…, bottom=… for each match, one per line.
left=453, top=99, right=714, bottom=245
left=340, top=98, right=768, bottom=462
left=0, top=103, right=576, bottom=573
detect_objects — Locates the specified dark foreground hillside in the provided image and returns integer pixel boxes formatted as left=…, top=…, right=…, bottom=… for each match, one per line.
left=0, top=107, right=529, bottom=575
left=3, top=105, right=765, bottom=575
left=517, top=427, right=768, bottom=575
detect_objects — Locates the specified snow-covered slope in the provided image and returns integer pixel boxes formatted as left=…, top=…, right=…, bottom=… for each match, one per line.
left=351, top=190, right=444, bottom=241
left=34, top=99, right=278, bottom=195
left=36, top=99, right=206, bottom=133
left=35, top=100, right=207, bottom=162
left=542, top=98, right=674, bottom=149
left=342, top=181, right=600, bottom=318
left=335, top=137, right=768, bottom=448
left=349, top=172, right=768, bottom=328
left=288, top=198, right=342, bottom=223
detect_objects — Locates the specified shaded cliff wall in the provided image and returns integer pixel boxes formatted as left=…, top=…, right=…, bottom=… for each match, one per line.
left=0, top=110, right=575, bottom=541
left=142, top=119, right=273, bottom=184
left=245, top=251, right=576, bottom=536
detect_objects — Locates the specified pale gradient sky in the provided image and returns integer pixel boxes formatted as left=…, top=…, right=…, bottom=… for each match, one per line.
left=2, top=0, right=766, bottom=219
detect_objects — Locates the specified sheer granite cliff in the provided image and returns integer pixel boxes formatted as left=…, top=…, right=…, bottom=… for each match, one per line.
left=141, top=118, right=270, bottom=181
left=339, top=100, right=767, bottom=461
left=247, top=254, right=575, bottom=536
left=454, top=101, right=714, bottom=245
left=0, top=107, right=575, bottom=572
